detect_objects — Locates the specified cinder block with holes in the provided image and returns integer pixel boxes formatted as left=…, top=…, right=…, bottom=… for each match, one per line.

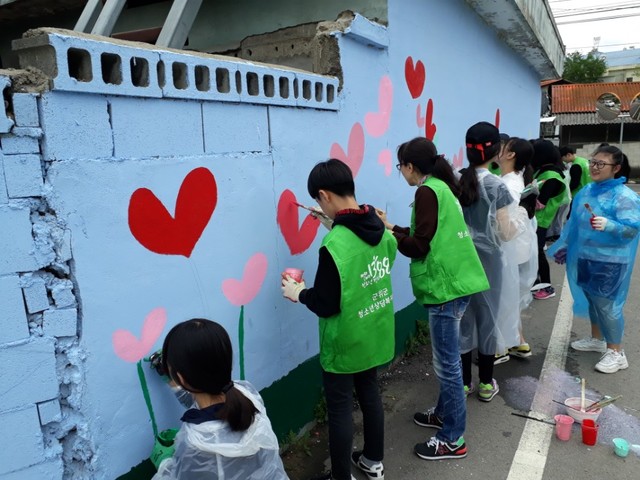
left=0, top=338, right=58, bottom=411
left=0, top=206, right=38, bottom=275
left=109, top=96, right=204, bottom=158
left=0, top=274, right=29, bottom=344
left=39, top=91, right=113, bottom=160
left=2, top=153, right=43, bottom=197
left=203, top=102, right=269, bottom=153
left=0, top=406, right=45, bottom=475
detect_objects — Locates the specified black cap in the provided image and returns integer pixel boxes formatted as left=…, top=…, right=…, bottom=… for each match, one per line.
left=466, top=121, right=501, bottom=150
left=499, top=133, right=510, bottom=143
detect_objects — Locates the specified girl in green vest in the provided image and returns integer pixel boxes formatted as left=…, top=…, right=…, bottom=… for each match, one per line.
left=377, top=137, right=488, bottom=461
left=531, top=140, right=570, bottom=300
left=458, top=122, right=524, bottom=405
left=282, top=159, right=397, bottom=480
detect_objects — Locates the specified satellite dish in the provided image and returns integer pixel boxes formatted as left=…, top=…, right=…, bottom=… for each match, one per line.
left=595, top=92, right=621, bottom=121
left=630, top=93, right=640, bottom=121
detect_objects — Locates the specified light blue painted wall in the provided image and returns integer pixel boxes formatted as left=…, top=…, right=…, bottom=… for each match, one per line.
left=0, top=0, right=542, bottom=477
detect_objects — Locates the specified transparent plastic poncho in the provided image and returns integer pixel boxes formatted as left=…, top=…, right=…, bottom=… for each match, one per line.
left=153, top=381, right=289, bottom=480
left=460, top=170, right=527, bottom=355
left=546, top=177, right=640, bottom=319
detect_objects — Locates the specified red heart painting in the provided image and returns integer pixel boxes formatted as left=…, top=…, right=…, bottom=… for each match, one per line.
left=128, top=167, right=217, bottom=257
left=330, top=122, right=365, bottom=178
left=405, top=57, right=426, bottom=99
left=425, top=98, right=437, bottom=141
left=495, top=108, right=501, bottom=129
left=277, top=189, right=320, bottom=255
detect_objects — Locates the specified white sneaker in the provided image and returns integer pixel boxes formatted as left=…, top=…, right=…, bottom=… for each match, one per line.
left=571, top=337, right=607, bottom=353
left=595, top=349, right=629, bottom=373
left=531, top=282, right=551, bottom=292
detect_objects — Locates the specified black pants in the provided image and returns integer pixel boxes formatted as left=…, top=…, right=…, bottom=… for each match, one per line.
left=323, top=367, right=384, bottom=480
left=536, top=226, right=551, bottom=284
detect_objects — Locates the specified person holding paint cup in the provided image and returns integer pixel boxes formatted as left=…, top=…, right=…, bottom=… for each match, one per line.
left=282, top=158, right=397, bottom=480
left=153, top=319, right=288, bottom=479
left=548, top=145, right=640, bottom=374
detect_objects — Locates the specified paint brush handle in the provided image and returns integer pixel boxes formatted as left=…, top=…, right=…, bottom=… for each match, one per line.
left=584, top=203, right=596, bottom=217
left=586, top=395, right=622, bottom=411
left=553, top=399, right=581, bottom=411
left=511, top=412, right=555, bottom=425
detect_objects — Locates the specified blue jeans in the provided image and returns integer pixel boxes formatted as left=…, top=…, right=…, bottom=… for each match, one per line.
left=427, top=296, right=470, bottom=443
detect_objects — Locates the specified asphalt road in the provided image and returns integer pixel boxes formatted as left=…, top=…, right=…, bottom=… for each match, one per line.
left=352, top=183, right=640, bottom=480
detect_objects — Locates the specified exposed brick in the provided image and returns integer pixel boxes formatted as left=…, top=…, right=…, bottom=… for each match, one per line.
left=12, top=93, right=39, bottom=127
left=0, top=275, right=29, bottom=343
left=0, top=406, right=44, bottom=475
left=36, top=398, right=61, bottom=425
left=3, top=154, right=43, bottom=198
left=0, top=339, right=59, bottom=411
left=0, top=133, right=40, bottom=155
left=42, top=308, right=77, bottom=337
left=0, top=206, right=38, bottom=275
left=51, top=280, right=75, bottom=308
left=20, top=274, right=50, bottom=313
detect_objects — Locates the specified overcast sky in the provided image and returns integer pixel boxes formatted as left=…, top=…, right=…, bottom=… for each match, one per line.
left=550, top=0, right=640, bottom=53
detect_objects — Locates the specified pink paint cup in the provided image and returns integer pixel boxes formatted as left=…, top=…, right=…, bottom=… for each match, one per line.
left=554, top=414, right=574, bottom=441
left=582, top=418, right=599, bottom=446
left=284, top=268, right=304, bottom=283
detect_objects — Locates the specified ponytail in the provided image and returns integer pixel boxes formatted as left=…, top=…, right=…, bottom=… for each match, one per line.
left=508, top=137, right=534, bottom=185
left=432, top=154, right=461, bottom=197
left=458, top=167, right=479, bottom=206
left=218, top=384, right=258, bottom=431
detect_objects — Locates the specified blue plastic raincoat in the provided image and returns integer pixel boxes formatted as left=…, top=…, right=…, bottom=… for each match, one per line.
left=547, top=178, right=640, bottom=319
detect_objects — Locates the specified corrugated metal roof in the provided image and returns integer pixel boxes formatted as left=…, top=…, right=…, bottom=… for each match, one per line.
left=552, top=82, right=640, bottom=113
left=555, top=112, right=640, bottom=126
left=602, top=49, right=640, bottom=68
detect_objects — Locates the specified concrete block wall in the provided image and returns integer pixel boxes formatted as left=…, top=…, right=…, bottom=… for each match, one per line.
left=0, top=74, right=85, bottom=479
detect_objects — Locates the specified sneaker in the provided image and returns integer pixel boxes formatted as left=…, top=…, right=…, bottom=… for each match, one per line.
left=533, top=286, right=555, bottom=300
left=530, top=282, right=551, bottom=292
left=464, top=383, right=476, bottom=397
left=351, top=452, right=384, bottom=480
left=309, top=473, right=356, bottom=480
left=478, top=379, right=500, bottom=402
left=595, top=349, right=629, bottom=374
left=571, top=337, right=607, bottom=353
left=414, top=436, right=468, bottom=460
left=413, top=407, right=443, bottom=429
left=494, top=352, right=510, bottom=365
left=509, top=343, right=532, bottom=358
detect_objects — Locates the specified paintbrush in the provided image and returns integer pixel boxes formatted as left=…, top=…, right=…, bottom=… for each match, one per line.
left=552, top=399, right=581, bottom=411
left=585, top=395, right=622, bottom=412
left=511, top=412, right=555, bottom=425
left=584, top=203, right=596, bottom=217
left=293, top=201, right=330, bottom=219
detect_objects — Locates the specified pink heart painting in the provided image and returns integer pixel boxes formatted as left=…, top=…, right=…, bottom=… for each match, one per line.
left=330, top=122, right=365, bottom=178
left=365, top=76, right=393, bottom=138
left=415, top=104, right=426, bottom=129
left=452, top=147, right=464, bottom=169
left=425, top=99, right=437, bottom=141
left=404, top=56, right=426, bottom=99
left=113, top=307, right=167, bottom=363
left=378, top=150, right=393, bottom=177
left=222, top=253, right=268, bottom=307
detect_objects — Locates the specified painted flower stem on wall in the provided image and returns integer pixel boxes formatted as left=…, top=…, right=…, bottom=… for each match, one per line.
left=238, top=305, right=246, bottom=380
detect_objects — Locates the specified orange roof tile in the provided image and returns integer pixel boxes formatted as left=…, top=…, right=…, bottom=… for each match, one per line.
left=552, top=82, right=640, bottom=113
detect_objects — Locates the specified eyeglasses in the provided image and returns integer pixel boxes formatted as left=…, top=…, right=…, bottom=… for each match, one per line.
left=589, top=160, right=616, bottom=170
left=396, top=163, right=403, bottom=171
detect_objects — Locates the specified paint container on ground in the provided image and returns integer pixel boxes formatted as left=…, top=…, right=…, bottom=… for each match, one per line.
left=582, top=419, right=599, bottom=446
left=284, top=268, right=304, bottom=282
left=613, top=438, right=629, bottom=458
left=554, top=414, right=574, bottom=441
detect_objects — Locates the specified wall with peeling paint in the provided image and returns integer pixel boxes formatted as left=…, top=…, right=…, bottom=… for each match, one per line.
left=0, top=1, right=546, bottom=478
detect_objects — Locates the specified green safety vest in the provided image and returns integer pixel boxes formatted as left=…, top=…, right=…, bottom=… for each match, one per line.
left=409, top=177, right=489, bottom=305
left=319, top=225, right=398, bottom=373
left=571, top=156, right=592, bottom=197
left=534, top=169, right=570, bottom=228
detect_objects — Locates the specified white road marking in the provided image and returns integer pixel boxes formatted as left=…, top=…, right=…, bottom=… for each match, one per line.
left=506, top=276, right=573, bottom=480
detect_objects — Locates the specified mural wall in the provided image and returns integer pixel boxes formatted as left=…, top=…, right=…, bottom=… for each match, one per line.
left=0, top=1, right=542, bottom=478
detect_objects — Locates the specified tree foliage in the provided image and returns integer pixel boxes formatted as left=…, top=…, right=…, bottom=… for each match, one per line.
left=563, top=50, right=607, bottom=83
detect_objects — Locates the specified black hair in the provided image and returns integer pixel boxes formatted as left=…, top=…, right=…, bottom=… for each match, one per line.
left=307, top=158, right=355, bottom=200
left=506, top=137, right=534, bottom=185
left=397, top=137, right=461, bottom=197
left=559, top=146, right=575, bottom=157
left=531, top=139, right=562, bottom=172
left=459, top=142, right=501, bottom=206
left=162, top=319, right=257, bottom=431
left=593, top=145, right=630, bottom=180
